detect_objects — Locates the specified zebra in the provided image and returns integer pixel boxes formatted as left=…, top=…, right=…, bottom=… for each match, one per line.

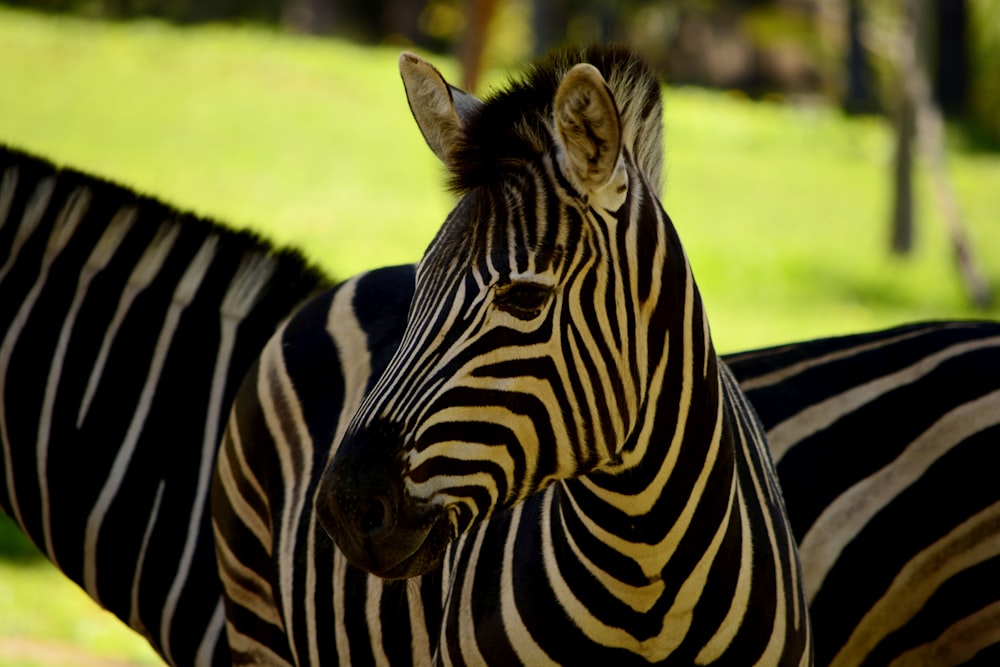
left=0, top=144, right=327, bottom=666
left=3, top=50, right=999, bottom=667
left=215, top=45, right=812, bottom=665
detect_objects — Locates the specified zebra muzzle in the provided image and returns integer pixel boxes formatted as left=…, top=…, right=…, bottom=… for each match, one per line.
left=316, top=428, right=451, bottom=579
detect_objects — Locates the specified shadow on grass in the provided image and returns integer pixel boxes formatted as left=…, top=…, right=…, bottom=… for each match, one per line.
left=0, top=511, right=44, bottom=563
left=953, top=119, right=1000, bottom=156
left=803, top=262, right=1000, bottom=317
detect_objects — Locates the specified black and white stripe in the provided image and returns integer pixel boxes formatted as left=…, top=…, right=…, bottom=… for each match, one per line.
left=0, top=145, right=326, bottom=666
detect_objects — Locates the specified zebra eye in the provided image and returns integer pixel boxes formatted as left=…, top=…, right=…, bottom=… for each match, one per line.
left=494, top=282, right=553, bottom=319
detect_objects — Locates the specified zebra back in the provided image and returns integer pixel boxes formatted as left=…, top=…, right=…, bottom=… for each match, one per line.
left=728, top=320, right=1000, bottom=665
left=0, top=144, right=328, bottom=665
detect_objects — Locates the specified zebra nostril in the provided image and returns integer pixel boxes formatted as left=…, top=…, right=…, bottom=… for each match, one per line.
left=360, top=494, right=394, bottom=538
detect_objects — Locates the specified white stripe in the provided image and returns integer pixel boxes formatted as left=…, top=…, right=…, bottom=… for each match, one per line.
left=0, top=179, right=63, bottom=530
left=307, top=275, right=376, bottom=665
left=160, top=316, right=235, bottom=663
left=315, top=275, right=377, bottom=666
left=730, top=391, right=791, bottom=664
left=161, top=249, right=271, bottom=663
left=499, top=501, right=557, bottom=666
left=0, top=166, right=19, bottom=235
left=332, top=551, right=352, bottom=667
left=695, top=481, right=752, bottom=662
left=37, top=204, right=131, bottom=564
left=83, top=237, right=217, bottom=602
left=225, top=410, right=270, bottom=514
left=365, top=573, right=389, bottom=666
left=0, top=175, right=52, bottom=285
left=77, top=222, right=181, bottom=426
left=129, top=480, right=166, bottom=633
left=194, top=600, right=227, bottom=667
left=407, top=577, right=432, bottom=665
left=799, top=388, right=1000, bottom=603
left=258, top=325, right=312, bottom=667
left=456, top=525, right=488, bottom=666
left=215, top=433, right=271, bottom=547
left=887, top=598, right=1000, bottom=666
left=831, top=500, right=1000, bottom=667
left=767, top=336, right=1000, bottom=463
left=737, top=323, right=965, bottom=392
left=325, top=276, right=373, bottom=465
left=213, top=521, right=283, bottom=627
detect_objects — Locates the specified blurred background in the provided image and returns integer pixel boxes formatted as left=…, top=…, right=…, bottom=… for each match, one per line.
left=1, top=0, right=999, bottom=664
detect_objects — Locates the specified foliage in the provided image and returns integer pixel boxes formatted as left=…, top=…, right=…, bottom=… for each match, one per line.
left=1, top=0, right=280, bottom=22
left=969, top=0, right=1000, bottom=145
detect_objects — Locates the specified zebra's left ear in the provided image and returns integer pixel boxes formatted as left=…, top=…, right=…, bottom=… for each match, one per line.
left=553, top=63, right=623, bottom=192
left=399, top=52, right=483, bottom=167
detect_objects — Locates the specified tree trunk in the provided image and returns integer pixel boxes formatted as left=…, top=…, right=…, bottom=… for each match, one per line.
left=460, top=0, right=498, bottom=93
left=382, top=0, right=424, bottom=46
left=891, top=87, right=915, bottom=255
left=896, top=0, right=990, bottom=307
left=934, top=0, right=969, bottom=116
left=283, top=0, right=335, bottom=34
left=843, top=0, right=876, bottom=114
left=533, top=0, right=570, bottom=55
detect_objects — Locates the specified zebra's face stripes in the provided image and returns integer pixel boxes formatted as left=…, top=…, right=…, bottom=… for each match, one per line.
left=317, top=52, right=659, bottom=579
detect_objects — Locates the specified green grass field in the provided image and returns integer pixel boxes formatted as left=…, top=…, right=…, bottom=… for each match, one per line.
left=1, top=5, right=999, bottom=664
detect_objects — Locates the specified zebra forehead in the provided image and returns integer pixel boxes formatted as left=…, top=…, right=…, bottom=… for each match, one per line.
left=447, top=44, right=665, bottom=195
left=427, top=184, right=574, bottom=276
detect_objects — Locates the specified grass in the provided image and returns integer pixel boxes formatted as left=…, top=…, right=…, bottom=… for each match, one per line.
left=0, top=5, right=998, bottom=664
left=0, top=514, right=159, bottom=665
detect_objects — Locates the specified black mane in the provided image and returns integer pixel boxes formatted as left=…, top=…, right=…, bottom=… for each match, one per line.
left=448, top=45, right=665, bottom=194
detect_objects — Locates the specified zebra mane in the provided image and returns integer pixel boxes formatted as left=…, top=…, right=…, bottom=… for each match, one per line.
left=0, top=143, right=331, bottom=304
left=448, top=45, right=665, bottom=195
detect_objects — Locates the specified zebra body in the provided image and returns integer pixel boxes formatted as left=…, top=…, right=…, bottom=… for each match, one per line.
left=217, top=46, right=811, bottom=665
left=0, top=145, right=326, bottom=665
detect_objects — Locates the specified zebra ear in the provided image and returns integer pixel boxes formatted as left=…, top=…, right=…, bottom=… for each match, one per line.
left=399, top=52, right=483, bottom=167
left=553, top=63, right=622, bottom=192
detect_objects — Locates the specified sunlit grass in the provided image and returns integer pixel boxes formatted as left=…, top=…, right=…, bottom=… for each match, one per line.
left=1, top=6, right=999, bottom=663
left=0, top=516, right=160, bottom=665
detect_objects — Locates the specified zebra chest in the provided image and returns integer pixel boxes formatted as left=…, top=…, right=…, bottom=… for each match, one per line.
left=426, top=488, right=726, bottom=665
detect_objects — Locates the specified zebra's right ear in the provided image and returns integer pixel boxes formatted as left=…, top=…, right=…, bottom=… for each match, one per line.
left=399, top=52, right=483, bottom=167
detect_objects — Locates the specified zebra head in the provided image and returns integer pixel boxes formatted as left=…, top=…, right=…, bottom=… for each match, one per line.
left=317, top=47, right=674, bottom=579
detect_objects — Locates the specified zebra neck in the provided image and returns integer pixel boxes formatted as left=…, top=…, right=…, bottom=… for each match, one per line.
left=556, top=347, right=738, bottom=590
left=552, top=239, right=750, bottom=610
